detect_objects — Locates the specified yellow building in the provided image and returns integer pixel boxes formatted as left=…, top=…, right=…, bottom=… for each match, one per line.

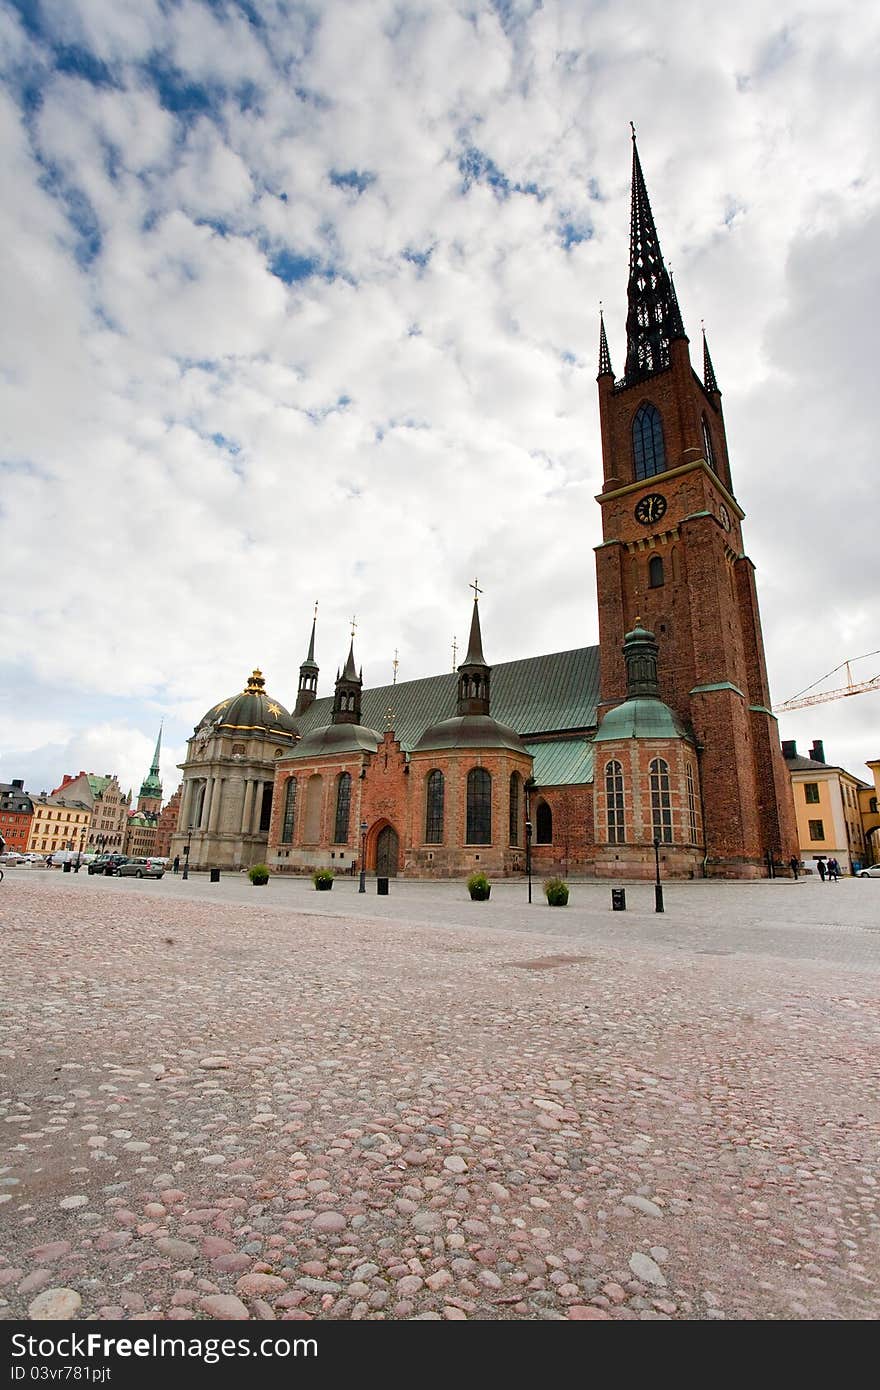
left=27, top=793, right=92, bottom=856
left=859, top=759, right=880, bottom=866
left=782, top=739, right=870, bottom=874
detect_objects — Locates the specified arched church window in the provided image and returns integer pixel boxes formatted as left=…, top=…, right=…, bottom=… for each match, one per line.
left=686, top=764, right=699, bottom=845
left=281, top=777, right=297, bottom=843
left=605, top=760, right=625, bottom=844
left=509, top=773, right=521, bottom=846
left=425, top=770, right=444, bottom=844
left=466, top=768, right=492, bottom=845
left=650, top=758, right=673, bottom=844
left=304, top=774, right=322, bottom=843
left=701, top=414, right=715, bottom=472
left=649, top=554, right=664, bottom=588
left=633, top=403, right=666, bottom=480
left=334, top=772, right=352, bottom=844
left=536, top=800, right=552, bottom=844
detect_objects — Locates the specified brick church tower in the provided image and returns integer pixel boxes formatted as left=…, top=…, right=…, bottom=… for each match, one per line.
left=594, top=131, right=797, bottom=876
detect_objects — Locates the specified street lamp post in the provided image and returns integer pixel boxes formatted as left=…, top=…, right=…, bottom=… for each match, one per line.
left=75, top=827, right=85, bottom=873
left=526, top=820, right=533, bottom=904
left=653, top=837, right=664, bottom=913
left=182, top=827, right=192, bottom=881
left=359, top=820, right=368, bottom=893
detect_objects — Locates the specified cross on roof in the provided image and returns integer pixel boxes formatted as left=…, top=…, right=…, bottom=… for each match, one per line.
left=469, top=577, right=482, bottom=601
left=349, top=614, right=357, bottom=638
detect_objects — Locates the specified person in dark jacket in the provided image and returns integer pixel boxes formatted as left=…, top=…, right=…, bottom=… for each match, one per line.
left=789, top=856, right=800, bottom=879
left=816, top=857, right=827, bottom=882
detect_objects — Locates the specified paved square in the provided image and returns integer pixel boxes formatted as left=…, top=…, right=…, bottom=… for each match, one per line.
left=1, top=871, right=878, bottom=1320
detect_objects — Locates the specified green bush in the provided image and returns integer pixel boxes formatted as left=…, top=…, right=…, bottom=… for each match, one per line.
left=312, top=868, right=334, bottom=889
left=467, top=871, right=491, bottom=901
left=544, top=877, right=569, bottom=907
left=248, top=864, right=269, bottom=885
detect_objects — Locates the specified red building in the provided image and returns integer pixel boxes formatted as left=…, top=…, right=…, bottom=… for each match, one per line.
left=193, top=133, right=797, bottom=881
left=0, top=780, right=34, bottom=852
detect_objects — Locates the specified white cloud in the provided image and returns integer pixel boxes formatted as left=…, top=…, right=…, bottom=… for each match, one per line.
left=1, top=0, right=878, bottom=796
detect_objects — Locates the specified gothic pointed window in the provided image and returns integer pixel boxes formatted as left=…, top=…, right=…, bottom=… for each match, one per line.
left=281, top=777, right=297, bottom=843
left=334, top=772, right=351, bottom=844
left=536, top=800, right=552, bottom=844
left=605, top=760, right=625, bottom=844
left=633, top=402, right=666, bottom=480
left=701, top=414, right=715, bottom=472
left=509, top=772, right=521, bottom=846
left=648, top=554, right=664, bottom=588
left=650, top=757, right=673, bottom=843
left=425, top=770, right=444, bottom=844
left=466, top=767, right=492, bottom=845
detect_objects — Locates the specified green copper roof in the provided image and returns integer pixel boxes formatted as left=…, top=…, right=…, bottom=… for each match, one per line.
left=526, top=739, right=595, bottom=786
left=593, top=697, right=692, bottom=743
left=295, top=646, right=600, bottom=752
left=87, top=775, right=111, bottom=799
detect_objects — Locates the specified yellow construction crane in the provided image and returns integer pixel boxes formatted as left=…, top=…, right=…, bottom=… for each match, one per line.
left=774, top=651, right=880, bottom=713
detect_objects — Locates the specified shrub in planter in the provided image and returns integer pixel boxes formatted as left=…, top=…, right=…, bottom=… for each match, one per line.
left=467, top=871, right=491, bottom=901
left=544, top=877, right=569, bottom=907
left=313, top=868, right=334, bottom=891
left=248, top=864, right=270, bottom=886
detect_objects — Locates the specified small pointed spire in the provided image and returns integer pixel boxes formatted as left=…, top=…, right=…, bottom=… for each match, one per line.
left=150, top=723, right=162, bottom=775
left=463, top=580, right=486, bottom=666
left=305, top=602, right=318, bottom=664
left=598, top=304, right=613, bottom=378
left=625, top=128, right=687, bottom=381
left=342, top=638, right=359, bottom=683
left=702, top=321, right=720, bottom=393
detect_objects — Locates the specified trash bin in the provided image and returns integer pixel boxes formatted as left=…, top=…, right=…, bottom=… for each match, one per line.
left=377, top=877, right=389, bottom=895
left=209, top=868, right=220, bottom=883
left=63, top=861, right=72, bottom=874
left=611, top=887, right=626, bottom=911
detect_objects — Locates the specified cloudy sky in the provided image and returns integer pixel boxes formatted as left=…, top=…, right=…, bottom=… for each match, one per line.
left=1, top=0, right=878, bottom=801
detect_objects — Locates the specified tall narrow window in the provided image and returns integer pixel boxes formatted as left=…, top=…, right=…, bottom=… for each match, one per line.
left=648, top=554, right=664, bottom=588
left=605, top=760, right=625, bottom=844
left=536, top=800, right=552, bottom=844
left=425, top=770, right=444, bottom=844
left=334, top=772, right=351, bottom=843
left=466, top=768, right=492, bottom=845
left=686, top=764, right=698, bottom=845
left=509, top=773, right=521, bottom=846
left=633, top=403, right=666, bottom=480
left=650, top=758, right=673, bottom=844
left=304, top=774, right=322, bottom=843
left=701, top=414, right=715, bottom=471
left=281, top=777, right=297, bottom=843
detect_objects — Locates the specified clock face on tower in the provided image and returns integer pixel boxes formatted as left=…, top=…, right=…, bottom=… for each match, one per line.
left=634, top=493, right=667, bottom=526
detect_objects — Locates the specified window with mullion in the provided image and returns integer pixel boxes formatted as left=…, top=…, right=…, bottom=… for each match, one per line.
left=425, top=770, right=444, bottom=843
left=509, top=773, right=520, bottom=846
left=466, top=767, right=492, bottom=845
left=633, top=403, right=666, bottom=480
left=605, top=760, right=625, bottom=844
left=649, top=757, right=673, bottom=843
left=280, top=777, right=297, bottom=843
left=333, top=772, right=351, bottom=844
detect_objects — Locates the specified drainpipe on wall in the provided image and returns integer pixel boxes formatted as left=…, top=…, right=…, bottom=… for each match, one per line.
left=695, top=742, right=709, bottom=879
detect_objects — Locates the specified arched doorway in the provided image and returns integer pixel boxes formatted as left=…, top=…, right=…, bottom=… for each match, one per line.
left=375, top=825, right=399, bottom=877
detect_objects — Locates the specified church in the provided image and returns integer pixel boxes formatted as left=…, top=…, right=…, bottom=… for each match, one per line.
left=170, top=135, right=797, bottom=882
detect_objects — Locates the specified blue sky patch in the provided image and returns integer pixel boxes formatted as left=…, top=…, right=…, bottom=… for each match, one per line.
left=458, top=144, right=544, bottom=201
left=330, top=169, right=376, bottom=195
left=559, top=219, right=593, bottom=250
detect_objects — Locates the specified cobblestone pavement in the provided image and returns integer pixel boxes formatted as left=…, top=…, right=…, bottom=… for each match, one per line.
left=1, top=872, right=879, bottom=1321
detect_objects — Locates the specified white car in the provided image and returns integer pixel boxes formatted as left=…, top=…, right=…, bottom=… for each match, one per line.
left=857, top=864, right=880, bottom=878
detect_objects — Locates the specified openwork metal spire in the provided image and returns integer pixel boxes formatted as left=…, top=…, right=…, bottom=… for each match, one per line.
left=624, top=125, right=686, bottom=382
left=702, top=323, right=720, bottom=393
left=598, top=306, right=613, bottom=377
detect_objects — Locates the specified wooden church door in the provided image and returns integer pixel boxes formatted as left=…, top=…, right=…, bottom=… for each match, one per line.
left=376, top=825, right=399, bottom=877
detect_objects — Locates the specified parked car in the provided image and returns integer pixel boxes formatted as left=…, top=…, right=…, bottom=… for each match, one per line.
left=117, top=857, right=165, bottom=879
left=87, top=853, right=129, bottom=876
left=857, top=864, right=880, bottom=878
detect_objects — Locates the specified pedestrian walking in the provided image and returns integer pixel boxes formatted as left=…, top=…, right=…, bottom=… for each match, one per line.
left=828, top=857, right=840, bottom=881
left=816, top=857, right=827, bottom=882
left=789, top=856, right=800, bottom=879
left=173, top=855, right=180, bottom=875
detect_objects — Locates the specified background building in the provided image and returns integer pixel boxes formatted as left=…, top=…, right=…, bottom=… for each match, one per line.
left=783, top=739, right=870, bottom=873
left=124, top=728, right=163, bottom=858
left=0, top=780, right=34, bottom=852
left=53, top=771, right=131, bottom=850
left=154, top=784, right=182, bottom=860
left=27, top=793, right=91, bottom=856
